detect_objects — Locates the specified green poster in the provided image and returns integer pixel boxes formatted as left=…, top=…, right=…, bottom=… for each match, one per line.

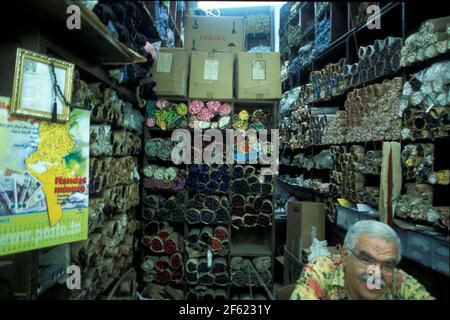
left=0, top=96, right=89, bottom=256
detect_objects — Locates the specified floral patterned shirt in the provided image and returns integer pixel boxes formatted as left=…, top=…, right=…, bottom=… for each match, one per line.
left=290, top=256, right=433, bottom=300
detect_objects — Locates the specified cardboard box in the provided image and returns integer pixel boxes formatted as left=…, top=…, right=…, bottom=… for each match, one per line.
left=236, top=52, right=282, bottom=99
left=152, top=48, right=189, bottom=97
left=189, top=51, right=234, bottom=99
left=286, top=201, right=325, bottom=259
left=277, top=284, right=296, bottom=300
left=184, top=16, right=245, bottom=53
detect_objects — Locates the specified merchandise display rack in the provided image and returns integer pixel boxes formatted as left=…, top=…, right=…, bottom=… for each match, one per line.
left=140, top=98, right=278, bottom=300
left=278, top=1, right=450, bottom=299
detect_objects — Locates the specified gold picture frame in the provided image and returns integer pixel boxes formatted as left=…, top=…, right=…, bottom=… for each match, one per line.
left=10, top=48, right=75, bottom=122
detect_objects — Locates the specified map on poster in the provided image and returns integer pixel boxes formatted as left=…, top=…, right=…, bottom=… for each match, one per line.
left=0, top=96, right=89, bottom=256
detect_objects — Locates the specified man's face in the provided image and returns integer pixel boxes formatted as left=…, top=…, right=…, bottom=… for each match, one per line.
left=343, top=235, right=398, bottom=300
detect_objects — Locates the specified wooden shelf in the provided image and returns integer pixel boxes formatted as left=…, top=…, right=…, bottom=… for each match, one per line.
left=230, top=243, right=272, bottom=257
left=22, top=0, right=146, bottom=65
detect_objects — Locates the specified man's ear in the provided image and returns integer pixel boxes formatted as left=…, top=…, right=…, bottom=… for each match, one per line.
left=341, top=246, right=348, bottom=261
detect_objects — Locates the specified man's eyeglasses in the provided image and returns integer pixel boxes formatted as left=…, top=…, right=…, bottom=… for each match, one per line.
left=347, top=247, right=397, bottom=274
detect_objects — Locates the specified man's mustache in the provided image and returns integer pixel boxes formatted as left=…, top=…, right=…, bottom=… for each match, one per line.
left=360, top=274, right=387, bottom=289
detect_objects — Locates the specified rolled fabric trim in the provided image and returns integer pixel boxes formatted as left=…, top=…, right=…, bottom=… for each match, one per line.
left=189, top=100, right=205, bottom=115
left=214, top=273, right=229, bottom=286
left=186, top=258, right=199, bottom=273
left=258, top=269, right=272, bottom=285
left=230, top=256, right=244, bottom=270
left=247, top=175, right=259, bottom=185
left=252, top=256, right=271, bottom=271
left=141, top=235, right=152, bottom=247
left=144, top=194, right=159, bottom=208
left=216, top=207, right=229, bottom=222
left=232, top=206, right=245, bottom=216
left=215, top=289, right=227, bottom=300
left=209, top=237, right=222, bottom=251
left=211, top=258, right=227, bottom=274
left=142, top=207, right=156, bottom=221
left=260, top=200, right=273, bottom=215
left=206, top=181, right=220, bottom=193
left=219, top=103, right=232, bottom=116
left=156, top=99, right=169, bottom=110
left=171, top=208, right=185, bottom=222
left=164, top=236, right=179, bottom=255
left=249, top=182, right=261, bottom=194
left=261, top=183, right=273, bottom=196
left=209, top=170, right=222, bottom=182
left=150, top=236, right=164, bottom=253
left=176, top=103, right=188, bottom=116
left=235, top=179, right=250, bottom=194
left=197, top=108, right=214, bottom=121
left=189, top=200, right=203, bottom=210
left=143, top=221, right=159, bottom=237
left=159, top=208, right=171, bottom=221
left=205, top=195, right=220, bottom=211
left=170, top=253, right=183, bottom=269
left=253, top=196, right=263, bottom=211
left=239, top=110, right=249, bottom=121
left=206, top=100, right=221, bottom=113
left=257, top=213, right=272, bottom=227
left=187, top=228, right=201, bottom=244
left=232, top=165, right=245, bottom=179
left=231, top=270, right=246, bottom=286
left=143, top=177, right=157, bottom=189
left=231, top=216, right=243, bottom=229
left=244, top=166, right=256, bottom=177
left=218, top=116, right=231, bottom=129
left=244, top=270, right=258, bottom=286
left=186, top=208, right=201, bottom=224
left=155, top=256, right=170, bottom=272
left=200, top=227, right=213, bottom=244
left=219, top=182, right=229, bottom=193
left=193, top=193, right=205, bottom=203
left=198, top=273, right=215, bottom=286
left=232, top=194, right=246, bottom=207
left=200, top=209, right=216, bottom=224
left=185, top=271, right=198, bottom=285
left=220, top=196, right=229, bottom=208
left=176, top=192, right=185, bottom=204
left=141, top=256, right=156, bottom=273
left=164, top=196, right=177, bottom=209
left=198, top=258, right=210, bottom=273
left=245, top=204, right=257, bottom=215
left=158, top=226, right=174, bottom=239
left=156, top=270, right=171, bottom=284
left=171, top=265, right=184, bottom=283
left=243, top=214, right=258, bottom=227
left=213, top=226, right=229, bottom=241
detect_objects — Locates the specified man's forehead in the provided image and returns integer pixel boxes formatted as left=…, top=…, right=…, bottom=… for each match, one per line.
left=355, top=234, right=398, bottom=258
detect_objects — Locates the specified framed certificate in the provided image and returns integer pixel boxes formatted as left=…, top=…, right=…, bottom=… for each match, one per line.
left=10, top=48, right=75, bottom=122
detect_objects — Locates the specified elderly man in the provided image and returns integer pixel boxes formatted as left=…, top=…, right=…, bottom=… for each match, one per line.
left=290, top=220, right=434, bottom=300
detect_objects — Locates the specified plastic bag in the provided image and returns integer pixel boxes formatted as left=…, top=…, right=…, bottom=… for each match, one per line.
left=123, top=103, right=145, bottom=134
left=412, top=61, right=450, bottom=84
left=308, top=237, right=330, bottom=262
left=280, top=87, right=301, bottom=112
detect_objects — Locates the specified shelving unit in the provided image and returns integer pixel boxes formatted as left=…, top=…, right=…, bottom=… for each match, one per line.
left=0, top=0, right=171, bottom=300
left=140, top=98, right=279, bottom=299
left=278, top=1, right=450, bottom=300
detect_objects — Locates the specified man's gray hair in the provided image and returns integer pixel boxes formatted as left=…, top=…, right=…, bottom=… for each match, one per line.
left=344, top=220, right=402, bottom=263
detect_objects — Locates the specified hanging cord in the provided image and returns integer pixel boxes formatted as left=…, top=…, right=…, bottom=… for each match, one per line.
left=49, top=62, right=79, bottom=121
